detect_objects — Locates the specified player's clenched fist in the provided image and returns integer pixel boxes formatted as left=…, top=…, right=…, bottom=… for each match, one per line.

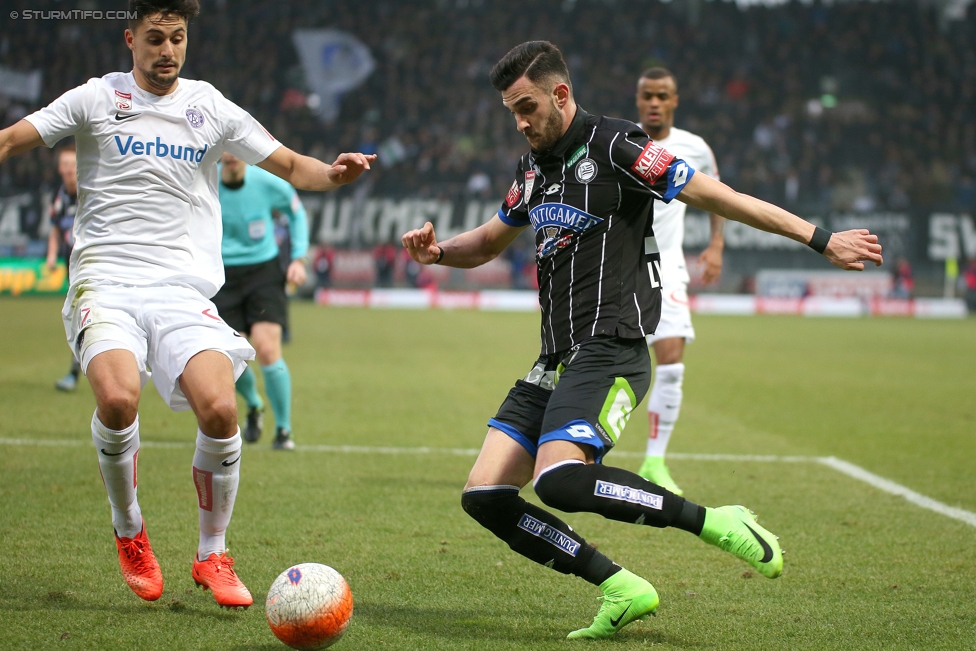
left=402, top=221, right=442, bottom=265
left=824, top=229, right=883, bottom=271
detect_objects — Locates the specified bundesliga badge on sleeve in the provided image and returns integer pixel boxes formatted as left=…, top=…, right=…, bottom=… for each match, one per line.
left=524, top=169, right=537, bottom=204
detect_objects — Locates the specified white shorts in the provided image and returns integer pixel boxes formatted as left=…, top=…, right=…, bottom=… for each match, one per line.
left=646, top=283, right=695, bottom=345
left=62, top=283, right=255, bottom=411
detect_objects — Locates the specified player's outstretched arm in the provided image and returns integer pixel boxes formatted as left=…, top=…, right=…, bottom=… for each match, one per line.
left=677, top=172, right=883, bottom=271
left=258, top=146, right=377, bottom=192
left=401, top=216, right=526, bottom=269
left=0, top=120, right=45, bottom=165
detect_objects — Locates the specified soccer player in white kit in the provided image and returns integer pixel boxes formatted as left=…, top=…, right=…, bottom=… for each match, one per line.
left=0, top=0, right=375, bottom=608
left=635, top=68, right=725, bottom=495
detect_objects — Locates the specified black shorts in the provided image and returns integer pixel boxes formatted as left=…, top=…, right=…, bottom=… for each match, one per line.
left=212, top=258, right=288, bottom=335
left=489, top=336, right=651, bottom=463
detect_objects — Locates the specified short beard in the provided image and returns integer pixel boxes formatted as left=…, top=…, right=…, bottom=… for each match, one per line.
left=531, top=99, right=566, bottom=152
left=142, top=62, right=180, bottom=92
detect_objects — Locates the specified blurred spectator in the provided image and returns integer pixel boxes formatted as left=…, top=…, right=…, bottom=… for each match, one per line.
left=963, top=259, right=976, bottom=311
left=891, top=258, right=914, bottom=299
left=957, top=176, right=975, bottom=208
left=312, top=245, right=335, bottom=289
left=373, top=242, right=397, bottom=287
left=945, top=256, right=959, bottom=299
left=402, top=248, right=435, bottom=289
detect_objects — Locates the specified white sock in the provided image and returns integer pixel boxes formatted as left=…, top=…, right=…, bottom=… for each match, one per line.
left=192, top=429, right=242, bottom=560
left=644, top=363, right=685, bottom=458
left=91, top=412, right=143, bottom=539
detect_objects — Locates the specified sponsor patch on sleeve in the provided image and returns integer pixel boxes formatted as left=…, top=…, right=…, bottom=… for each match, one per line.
left=631, top=141, right=675, bottom=184
left=506, top=180, right=522, bottom=207
left=662, top=159, right=695, bottom=202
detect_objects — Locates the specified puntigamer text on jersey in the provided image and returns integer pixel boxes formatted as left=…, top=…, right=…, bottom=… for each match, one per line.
left=528, top=204, right=603, bottom=233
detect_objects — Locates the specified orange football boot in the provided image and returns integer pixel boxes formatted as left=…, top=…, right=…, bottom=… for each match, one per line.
left=192, top=552, right=253, bottom=609
left=114, top=523, right=163, bottom=601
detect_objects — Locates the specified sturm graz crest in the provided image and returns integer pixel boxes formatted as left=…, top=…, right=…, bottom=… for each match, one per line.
left=575, top=158, right=598, bottom=183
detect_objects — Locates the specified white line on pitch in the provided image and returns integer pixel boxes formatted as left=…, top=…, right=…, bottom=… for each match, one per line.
left=2, top=437, right=973, bottom=529
left=816, top=456, right=976, bottom=528
left=0, top=437, right=189, bottom=449
left=0, top=438, right=812, bottom=460
left=298, top=443, right=482, bottom=456
left=648, top=452, right=814, bottom=463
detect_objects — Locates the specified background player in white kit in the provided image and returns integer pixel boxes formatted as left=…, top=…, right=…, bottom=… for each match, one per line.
left=0, top=0, right=375, bottom=608
left=635, top=68, right=725, bottom=494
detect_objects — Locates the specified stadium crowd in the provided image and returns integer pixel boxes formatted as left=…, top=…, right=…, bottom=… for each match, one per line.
left=2, top=0, right=974, bottom=214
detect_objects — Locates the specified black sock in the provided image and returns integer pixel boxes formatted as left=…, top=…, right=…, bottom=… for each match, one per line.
left=675, top=498, right=706, bottom=536
left=461, top=485, right=621, bottom=586
left=534, top=462, right=705, bottom=535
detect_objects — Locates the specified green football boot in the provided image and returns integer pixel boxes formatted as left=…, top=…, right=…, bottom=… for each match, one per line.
left=637, top=456, right=683, bottom=496
left=700, top=505, right=783, bottom=578
left=567, top=569, right=659, bottom=640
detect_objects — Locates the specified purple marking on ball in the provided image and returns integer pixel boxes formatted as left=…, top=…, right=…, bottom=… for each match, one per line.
left=287, top=567, right=302, bottom=585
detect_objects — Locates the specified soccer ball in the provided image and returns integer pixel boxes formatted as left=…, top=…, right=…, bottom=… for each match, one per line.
left=266, top=563, right=354, bottom=650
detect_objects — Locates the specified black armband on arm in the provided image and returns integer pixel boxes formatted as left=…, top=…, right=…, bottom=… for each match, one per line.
left=433, top=246, right=445, bottom=265
left=808, top=227, right=832, bottom=254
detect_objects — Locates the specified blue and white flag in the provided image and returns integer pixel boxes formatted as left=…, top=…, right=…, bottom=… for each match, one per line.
left=291, top=29, right=375, bottom=123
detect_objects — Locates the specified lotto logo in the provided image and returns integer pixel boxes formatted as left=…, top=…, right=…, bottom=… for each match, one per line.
left=631, top=142, right=674, bottom=183
left=672, top=162, right=689, bottom=188
left=565, top=424, right=595, bottom=439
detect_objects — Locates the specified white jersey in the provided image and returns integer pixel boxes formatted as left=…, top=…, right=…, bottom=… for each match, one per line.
left=25, top=71, right=281, bottom=297
left=650, top=126, right=719, bottom=284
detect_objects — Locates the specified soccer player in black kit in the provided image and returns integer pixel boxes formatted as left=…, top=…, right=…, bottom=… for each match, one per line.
left=402, top=41, right=883, bottom=640
left=45, top=143, right=81, bottom=391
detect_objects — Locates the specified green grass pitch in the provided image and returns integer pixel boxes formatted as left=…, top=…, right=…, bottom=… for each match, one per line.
left=1, top=297, right=974, bottom=650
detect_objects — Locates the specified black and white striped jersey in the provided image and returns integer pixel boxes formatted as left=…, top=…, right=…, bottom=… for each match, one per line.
left=498, top=108, right=696, bottom=354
